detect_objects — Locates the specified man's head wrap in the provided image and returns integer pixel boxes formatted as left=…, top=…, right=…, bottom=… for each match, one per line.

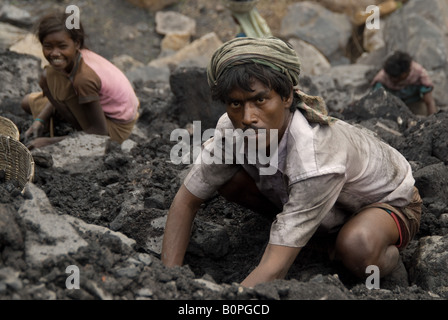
left=207, top=37, right=301, bottom=88
left=207, top=37, right=336, bottom=125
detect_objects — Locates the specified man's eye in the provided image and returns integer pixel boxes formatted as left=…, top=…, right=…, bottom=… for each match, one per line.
left=229, top=102, right=240, bottom=109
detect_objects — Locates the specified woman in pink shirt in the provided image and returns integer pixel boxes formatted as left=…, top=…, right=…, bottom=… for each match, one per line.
left=21, top=11, right=140, bottom=149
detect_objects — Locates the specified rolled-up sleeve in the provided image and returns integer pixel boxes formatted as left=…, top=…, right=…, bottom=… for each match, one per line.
left=269, top=173, right=346, bottom=248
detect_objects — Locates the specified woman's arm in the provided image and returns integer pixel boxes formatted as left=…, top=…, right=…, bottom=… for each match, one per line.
left=39, top=69, right=81, bottom=130
left=24, top=102, right=55, bottom=140
left=77, top=100, right=108, bottom=136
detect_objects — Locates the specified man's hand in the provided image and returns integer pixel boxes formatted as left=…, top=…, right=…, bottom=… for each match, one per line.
left=241, top=244, right=301, bottom=288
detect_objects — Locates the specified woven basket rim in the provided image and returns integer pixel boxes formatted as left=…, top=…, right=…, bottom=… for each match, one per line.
left=0, top=116, right=20, bottom=140
left=0, top=134, right=35, bottom=192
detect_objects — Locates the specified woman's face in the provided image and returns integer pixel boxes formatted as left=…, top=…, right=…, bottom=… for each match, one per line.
left=42, top=30, right=80, bottom=73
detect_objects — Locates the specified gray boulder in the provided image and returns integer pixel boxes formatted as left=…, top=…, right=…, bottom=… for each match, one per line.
left=169, top=66, right=225, bottom=131
left=0, top=51, right=40, bottom=103
left=410, top=235, right=448, bottom=298
left=280, top=1, right=352, bottom=64
left=413, top=163, right=448, bottom=217
left=306, top=64, right=376, bottom=112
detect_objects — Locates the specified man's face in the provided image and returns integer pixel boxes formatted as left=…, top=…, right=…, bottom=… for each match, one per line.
left=225, top=78, right=292, bottom=151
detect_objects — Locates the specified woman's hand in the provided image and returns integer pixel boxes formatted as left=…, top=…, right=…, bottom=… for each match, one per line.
left=24, top=120, right=44, bottom=141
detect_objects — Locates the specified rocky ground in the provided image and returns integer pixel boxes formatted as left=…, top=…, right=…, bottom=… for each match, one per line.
left=1, top=0, right=448, bottom=304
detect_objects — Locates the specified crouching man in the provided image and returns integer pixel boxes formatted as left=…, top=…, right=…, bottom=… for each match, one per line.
left=161, top=37, right=422, bottom=288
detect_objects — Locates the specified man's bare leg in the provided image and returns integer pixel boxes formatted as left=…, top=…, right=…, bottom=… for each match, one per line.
left=334, top=207, right=400, bottom=278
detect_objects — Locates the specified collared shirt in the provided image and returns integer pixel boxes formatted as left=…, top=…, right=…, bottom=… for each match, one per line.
left=184, top=110, right=415, bottom=248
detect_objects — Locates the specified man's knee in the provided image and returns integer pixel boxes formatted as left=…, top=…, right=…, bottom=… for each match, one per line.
left=335, top=227, right=379, bottom=277
left=21, top=94, right=32, bottom=114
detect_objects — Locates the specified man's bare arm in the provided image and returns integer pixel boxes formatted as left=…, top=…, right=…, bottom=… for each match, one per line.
left=423, top=91, right=437, bottom=115
left=161, top=184, right=204, bottom=267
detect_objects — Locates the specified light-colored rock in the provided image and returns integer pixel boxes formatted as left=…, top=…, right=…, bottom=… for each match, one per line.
left=9, top=33, right=47, bottom=69
left=39, top=132, right=109, bottom=174
left=363, top=27, right=385, bottom=53
left=280, top=2, right=352, bottom=63
left=149, top=32, right=223, bottom=69
left=307, top=64, right=375, bottom=112
left=0, top=4, right=33, bottom=27
left=65, top=215, right=136, bottom=250
left=289, top=38, right=331, bottom=76
left=111, top=54, right=144, bottom=73
left=18, top=183, right=89, bottom=266
left=17, top=182, right=137, bottom=269
left=0, top=22, right=27, bottom=52
left=411, top=235, right=448, bottom=298
left=314, top=0, right=383, bottom=16
left=155, top=11, right=196, bottom=36
left=0, top=50, right=41, bottom=104
left=161, top=33, right=191, bottom=52
left=194, top=279, right=223, bottom=292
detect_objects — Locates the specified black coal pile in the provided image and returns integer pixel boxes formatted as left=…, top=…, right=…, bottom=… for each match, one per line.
left=1, top=0, right=448, bottom=302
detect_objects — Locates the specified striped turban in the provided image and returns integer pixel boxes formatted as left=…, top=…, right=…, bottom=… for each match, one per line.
left=207, top=37, right=301, bottom=88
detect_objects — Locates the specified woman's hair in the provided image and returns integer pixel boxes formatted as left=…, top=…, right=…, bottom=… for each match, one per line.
left=35, top=11, right=87, bottom=48
left=384, top=51, right=412, bottom=78
left=211, top=63, right=298, bottom=111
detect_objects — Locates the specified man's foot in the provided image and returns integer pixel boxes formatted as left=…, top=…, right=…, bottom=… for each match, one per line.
left=381, top=257, right=409, bottom=289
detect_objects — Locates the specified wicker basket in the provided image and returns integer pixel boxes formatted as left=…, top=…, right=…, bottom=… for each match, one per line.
left=0, top=116, right=20, bottom=140
left=0, top=134, right=35, bottom=192
left=224, top=0, right=259, bottom=13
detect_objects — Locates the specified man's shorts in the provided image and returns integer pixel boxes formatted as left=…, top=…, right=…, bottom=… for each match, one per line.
left=359, top=187, right=422, bottom=250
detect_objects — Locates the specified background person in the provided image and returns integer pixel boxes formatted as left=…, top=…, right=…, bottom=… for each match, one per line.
left=224, top=0, right=272, bottom=38
left=371, top=51, right=437, bottom=116
left=21, top=11, right=140, bottom=150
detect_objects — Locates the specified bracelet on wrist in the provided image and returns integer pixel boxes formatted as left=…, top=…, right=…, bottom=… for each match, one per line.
left=34, top=118, right=45, bottom=124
